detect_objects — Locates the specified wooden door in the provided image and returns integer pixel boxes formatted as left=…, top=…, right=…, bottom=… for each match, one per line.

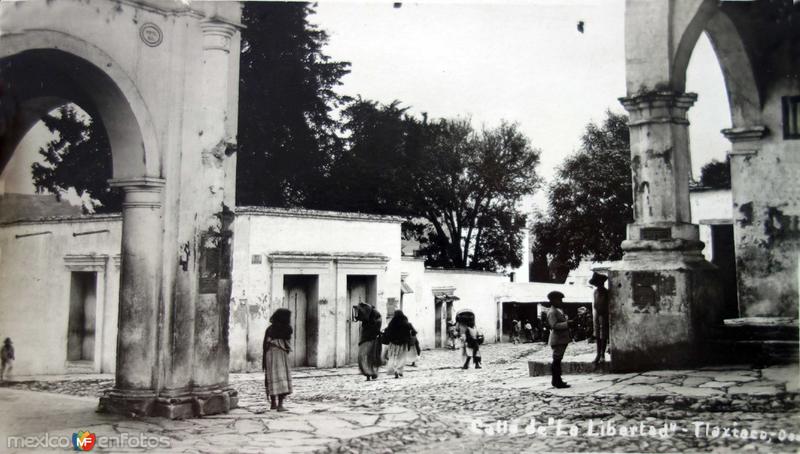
left=434, top=300, right=443, bottom=348
left=347, top=281, right=367, bottom=364
left=286, top=283, right=308, bottom=367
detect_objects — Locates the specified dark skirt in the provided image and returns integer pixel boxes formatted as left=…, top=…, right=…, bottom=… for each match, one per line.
left=358, top=339, right=382, bottom=377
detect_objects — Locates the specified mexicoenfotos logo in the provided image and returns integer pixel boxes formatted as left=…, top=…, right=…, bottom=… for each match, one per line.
left=72, top=431, right=97, bottom=451
left=7, top=432, right=170, bottom=450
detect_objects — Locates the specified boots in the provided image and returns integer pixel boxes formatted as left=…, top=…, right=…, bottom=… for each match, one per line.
left=551, top=360, right=570, bottom=388
left=462, top=357, right=471, bottom=369
left=474, top=355, right=482, bottom=369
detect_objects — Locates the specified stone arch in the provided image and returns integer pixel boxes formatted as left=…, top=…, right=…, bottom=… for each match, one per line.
left=0, top=30, right=160, bottom=180
left=671, top=6, right=762, bottom=128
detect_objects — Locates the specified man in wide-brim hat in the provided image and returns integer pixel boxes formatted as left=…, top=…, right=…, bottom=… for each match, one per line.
left=546, top=290, right=571, bottom=388
left=589, top=272, right=610, bottom=365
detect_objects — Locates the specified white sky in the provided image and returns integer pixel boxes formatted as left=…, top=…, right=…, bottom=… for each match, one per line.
left=2, top=0, right=731, bottom=205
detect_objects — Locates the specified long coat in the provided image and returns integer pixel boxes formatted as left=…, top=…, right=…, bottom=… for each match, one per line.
left=547, top=306, right=571, bottom=347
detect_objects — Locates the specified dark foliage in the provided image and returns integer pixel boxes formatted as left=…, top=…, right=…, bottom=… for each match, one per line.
left=532, top=111, right=632, bottom=273
left=236, top=2, right=351, bottom=207
left=31, top=105, right=120, bottom=213
left=699, top=156, right=731, bottom=189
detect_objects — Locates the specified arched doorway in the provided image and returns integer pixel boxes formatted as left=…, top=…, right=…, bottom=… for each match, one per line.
left=1, top=40, right=168, bottom=405
left=0, top=0, right=243, bottom=418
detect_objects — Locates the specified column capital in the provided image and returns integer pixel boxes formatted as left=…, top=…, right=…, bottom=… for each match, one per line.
left=108, top=177, right=166, bottom=189
left=722, top=125, right=767, bottom=157
left=619, top=91, right=697, bottom=127
left=108, top=177, right=165, bottom=209
left=200, top=20, right=238, bottom=53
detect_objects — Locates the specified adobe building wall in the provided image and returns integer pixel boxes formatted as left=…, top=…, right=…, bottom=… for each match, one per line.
left=0, top=216, right=122, bottom=375
left=229, top=207, right=402, bottom=371
left=398, top=266, right=509, bottom=350
left=729, top=75, right=800, bottom=317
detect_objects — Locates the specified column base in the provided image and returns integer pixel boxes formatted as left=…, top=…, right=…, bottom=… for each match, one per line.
left=98, top=389, right=157, bottom=417
left=607, top=245, right=723, bottom=373
left=98, top=387, right=238, bottom=419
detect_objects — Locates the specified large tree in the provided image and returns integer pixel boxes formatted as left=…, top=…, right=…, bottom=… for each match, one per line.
left=699, top=156, right=731, bottom=189
left=315, top=98, right=417, bottom=214
left=411, top=119, right=540, bottom=270
left=532, top=111, right=632, bottom=273
left=31, top=105, right=120, bottom=213
left=328, top=99, right=541, bottom=271
left=237, top=2, right=350, bottom=207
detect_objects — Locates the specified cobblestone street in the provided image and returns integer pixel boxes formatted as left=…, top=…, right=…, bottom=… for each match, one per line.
left=2, top=342, right=799, bottom=453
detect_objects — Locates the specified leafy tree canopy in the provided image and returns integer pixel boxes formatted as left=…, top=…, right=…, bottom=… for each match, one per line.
left=699, top=156, right=731, bottom=189
left=31, top=105, right=119, bottom=214
left=532, top=111, right=631, bottom=276
left=326, top=99, right=541, bottom=271
left=237, top=1, right=351, bottom=207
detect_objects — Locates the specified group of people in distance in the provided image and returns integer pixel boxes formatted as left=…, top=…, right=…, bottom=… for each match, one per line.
left=261, top=271, right=611, bottom=409
left=261, top=304, right=423, bottom=411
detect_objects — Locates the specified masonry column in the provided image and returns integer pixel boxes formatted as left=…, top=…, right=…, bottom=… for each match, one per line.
left=190, top=18, right=239, bottom=415
left=607, top=91, right=722, bottom=371
left=99, top=177, right=165, bottom=416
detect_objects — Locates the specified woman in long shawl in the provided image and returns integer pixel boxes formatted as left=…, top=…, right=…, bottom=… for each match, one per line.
left=353, top=302, right=382, bottom=380
left=263, top=308, right=293, bottom=411
left=383, top=310, right=413, bottom=378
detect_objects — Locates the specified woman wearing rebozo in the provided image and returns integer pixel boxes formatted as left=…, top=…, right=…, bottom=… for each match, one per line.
left=383, top=310, right=414, bottom=378
left=353, top=302, right=383, bottom=381
left=263, top=308, right=293, bottom=412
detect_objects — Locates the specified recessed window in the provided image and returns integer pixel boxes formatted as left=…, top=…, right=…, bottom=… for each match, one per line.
left=783, top=96, right=800, bottom=139
left=251, top=254, right=262, bottom=265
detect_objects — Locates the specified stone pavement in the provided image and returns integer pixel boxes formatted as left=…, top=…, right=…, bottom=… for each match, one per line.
left=1, top=343, right=799, bottom=453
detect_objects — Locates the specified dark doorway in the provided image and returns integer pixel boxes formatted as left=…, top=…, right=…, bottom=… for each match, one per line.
left=67, top=271, right=97, bottom=362
left=501, top=302, right=539, bottom=342
left=711, top=224, right=739, bottom=319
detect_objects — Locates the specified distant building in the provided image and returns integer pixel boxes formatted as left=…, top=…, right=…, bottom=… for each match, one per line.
left=0, top=204, right=541, bottom=375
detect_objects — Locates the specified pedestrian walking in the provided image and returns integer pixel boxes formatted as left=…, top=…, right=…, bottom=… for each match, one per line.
left=523, top=320, right=533, bottom=343
left=353, top=302, right=383, bottom=380
left=511, top=319, right=521, bottom=344
left=546, top=291, right=571, bottom=389
left=590, top=272, right=610, bottom=365
left=1, top=338, right=14, bottom=382
left=461, top=320, right=482, bottom=369
left=262, top=308, right=293, bottom=411
left=383, top=310, right=414, bottom=378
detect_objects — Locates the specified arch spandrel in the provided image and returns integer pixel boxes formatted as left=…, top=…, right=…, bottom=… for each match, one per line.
left=0, top=30, right=160, bottom=181
left=702, top=11, right=762, bottom=128
left=625, top=0, right=762, bottom=128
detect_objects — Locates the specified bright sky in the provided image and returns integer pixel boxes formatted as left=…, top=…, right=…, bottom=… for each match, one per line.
left=312, top=0, right=731, bottom=182
left=2, top=0, right=731, bottom=206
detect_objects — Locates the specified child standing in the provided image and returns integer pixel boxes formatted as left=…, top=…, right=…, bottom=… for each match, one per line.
left=1, top=338, right=14, bottom=382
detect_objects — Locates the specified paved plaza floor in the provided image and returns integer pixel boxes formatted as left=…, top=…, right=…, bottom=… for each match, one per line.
left=1, top=342, right=798, bottom=453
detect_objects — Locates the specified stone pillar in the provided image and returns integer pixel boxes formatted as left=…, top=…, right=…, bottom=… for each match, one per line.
left=99, top=178, right=165, bottom=416
left=608, top=91, right=722, bottom=372
left=189, top=18, right=239, bottom=415
left=722, top=126, right=768, bottom=317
